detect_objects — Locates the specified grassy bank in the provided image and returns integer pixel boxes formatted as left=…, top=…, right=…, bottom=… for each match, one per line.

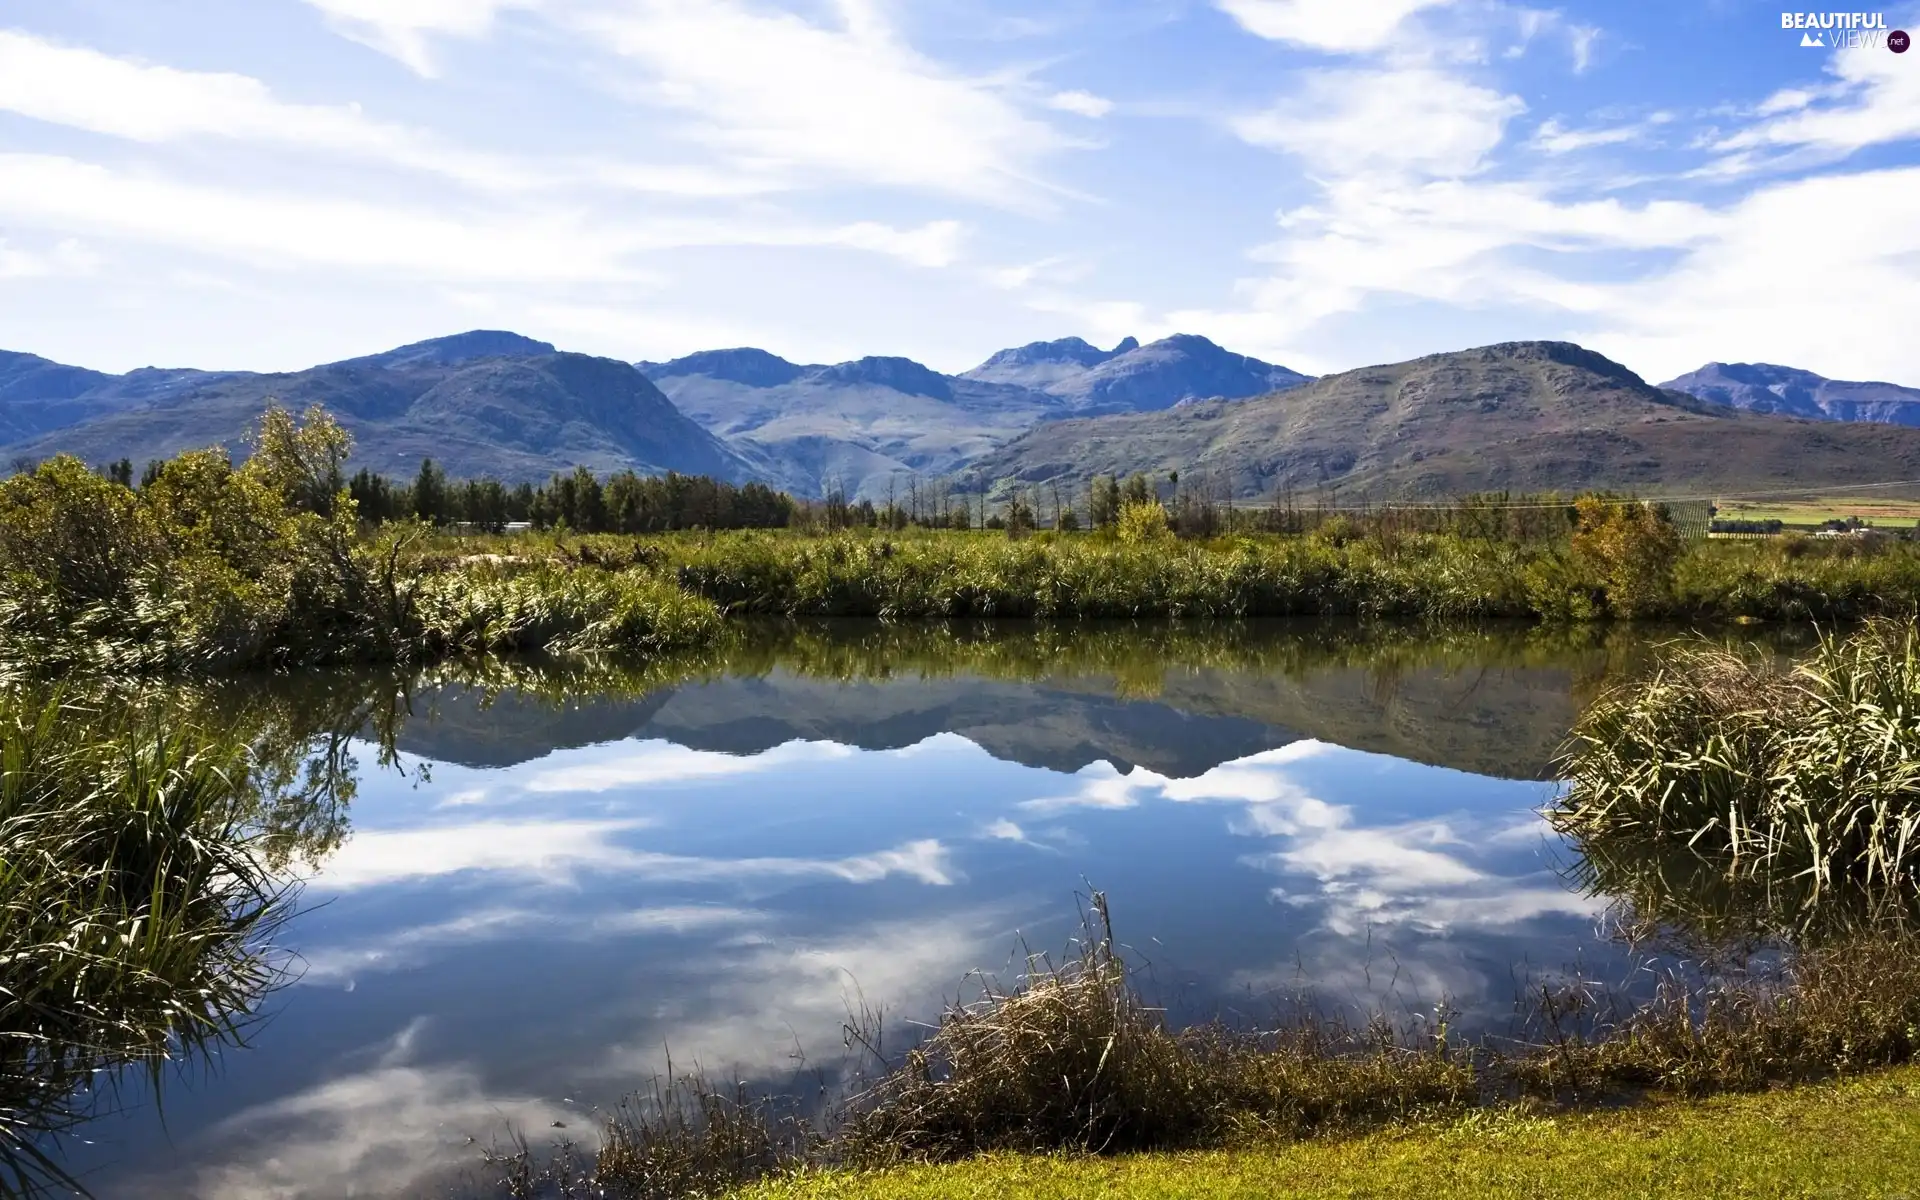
left=732, top=1067, right=1920, bottom=1199
left=441, top=521, right=1920, bottom=627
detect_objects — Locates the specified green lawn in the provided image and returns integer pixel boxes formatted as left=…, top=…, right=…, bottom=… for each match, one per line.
left=737, top=1069, right=1920, bottom=1199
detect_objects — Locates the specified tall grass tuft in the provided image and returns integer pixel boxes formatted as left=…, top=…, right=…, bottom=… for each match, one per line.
left=838, top=896, right=1471, bottom=1162
left=1, top=692, right=293, bottom=1198
left=1551, top=617, right=1920, bottom=924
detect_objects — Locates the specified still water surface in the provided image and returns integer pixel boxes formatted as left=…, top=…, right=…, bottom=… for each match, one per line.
left=63, top=620, right=1747, bottom=1197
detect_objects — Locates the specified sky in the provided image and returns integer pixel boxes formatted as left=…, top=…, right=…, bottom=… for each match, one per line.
left=0, top=0, right=1916, bottom=385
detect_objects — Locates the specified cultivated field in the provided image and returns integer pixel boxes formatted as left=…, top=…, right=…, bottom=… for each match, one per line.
left=1716, top=494, right=1920, bottom=528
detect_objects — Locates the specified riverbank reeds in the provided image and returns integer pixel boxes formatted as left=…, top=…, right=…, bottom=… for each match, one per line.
left=1551, top=618, right=1920, bottom=925
left=0, top=691, right=296, bottom=1197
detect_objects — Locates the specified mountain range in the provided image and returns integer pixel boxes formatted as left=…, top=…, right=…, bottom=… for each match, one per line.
left=973, top=341, right=1920, bottom=500
left=635, top=334, right=1310, bottom=496
left=0, top=331, right=752, bottom=483
left=1658, top=362, right=1920, bottom=426
left=6, top=330, right=1920, bottom=501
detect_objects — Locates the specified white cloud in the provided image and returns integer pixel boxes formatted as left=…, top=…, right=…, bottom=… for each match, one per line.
left=0, top=235, right=99, bottom=280
left=1048, top=89, right=1114, bottom=119
left=0, top=30, right=798, bottom=198
left=0, top=154, right=967, bottom=283
left=522, top=739, right=853, bottom=793
left=1567, top=23, right=1600, bottom=72
left=303, top=0, right=541, bottom=76
left=297, top=904, right=766, bottom=982
left=0, top=30, right=437, bottom=159
left=0, top=153, right=626, bottom=281
left=311, top=818, right=653, bottom=887
left=567, top=0, right=1067, bottom=203
left=591, top=904, right=766, bottom=934
left=1021, top=760, right=1153, bottom=813
left=828, top=219, right=965, bottom=268
left=178, top=1032, right=574, bottom=1199
left=1715, top=41, right=1920, bottom=163
left=298, top=907, right=549, bottom=982
left=1234, top=68, right=1526, bottom=179
left=1580, top=165, right=1920, bottom=384
left=596, top=908, right=1012, bottom=1080
left=1530, top=116, right=1649, bottom=155
left=1216, top=0, right=1458, bottom=51
left=311, top=813, right=954, bottom=890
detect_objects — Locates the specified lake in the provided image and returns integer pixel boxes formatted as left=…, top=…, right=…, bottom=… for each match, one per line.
left=53, top=619, right=1786, bottom=1197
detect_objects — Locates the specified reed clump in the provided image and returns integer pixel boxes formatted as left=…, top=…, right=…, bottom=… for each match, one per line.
left=837, top=897, right=1472, bottom=1162
left=1511, top=936, right=1920, bottom=1099
left=1, top=691, right=293, bottom=1197
left=1551, top=618, right=1920, bottom=911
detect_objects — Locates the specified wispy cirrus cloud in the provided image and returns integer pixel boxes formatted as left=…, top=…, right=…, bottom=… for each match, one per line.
left=564, top=0, right=1072, bottom=205
left=310, top=811, right=955, bottom=889
left=0, top=29, right=790, bottom=198
left=1233, top=66, right=1526, bottom=179
left=301, top=0, right=542, bottom=77
left=1214, top=0, right=1458, bottom=52
left=0, top=154, right=967, bottom=281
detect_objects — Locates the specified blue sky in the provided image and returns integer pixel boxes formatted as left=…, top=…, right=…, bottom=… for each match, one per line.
left=1, top=0, right=1916, bottom=384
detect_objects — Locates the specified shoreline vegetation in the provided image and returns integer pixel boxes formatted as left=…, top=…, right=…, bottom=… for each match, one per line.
left=6, top=404, right=1920, bottom=677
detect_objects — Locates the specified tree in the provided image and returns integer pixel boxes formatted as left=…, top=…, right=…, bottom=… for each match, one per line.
left=568, top=465, right=606, bottom=532
left=1571, top=497, right=1682, bottom=618
left=1117, top=499, right=1172, bottom=544
left=1089, top=475, right=1121, bottom=529
left=247, top=403, right=353, bottom=516
left=1005, top=493, right=1035, bottom=537
left=411, top=458, right=448, bottom=524
left=348, top=469, right=401, bottom=523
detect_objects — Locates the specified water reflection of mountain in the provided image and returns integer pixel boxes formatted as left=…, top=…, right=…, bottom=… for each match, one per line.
left=396, top=662, right=1576, bottom=782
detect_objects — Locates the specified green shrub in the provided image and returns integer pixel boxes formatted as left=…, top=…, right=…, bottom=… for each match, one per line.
left=1116, top=501, right=1172, bottom=546
left=1570, top=498, right=1682, bottom=617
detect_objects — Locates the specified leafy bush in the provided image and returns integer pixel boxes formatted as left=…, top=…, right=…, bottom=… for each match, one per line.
left=1116, top=500, right=1172, bottom=545
left=1570, top=498, right=1682, bottom=617
left=0, top=406, right=378, bottom=671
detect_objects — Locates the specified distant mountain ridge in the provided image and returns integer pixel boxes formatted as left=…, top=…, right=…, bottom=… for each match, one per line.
left=962, top=336, right=1142, bottom=389
left=0, top=331, right=750, bottom=483
left=638, top=333, right=1313, bottom=497
left=972, top=341, right=1920, bottom=500
left=1659, top=362, right=1920, bottom=426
